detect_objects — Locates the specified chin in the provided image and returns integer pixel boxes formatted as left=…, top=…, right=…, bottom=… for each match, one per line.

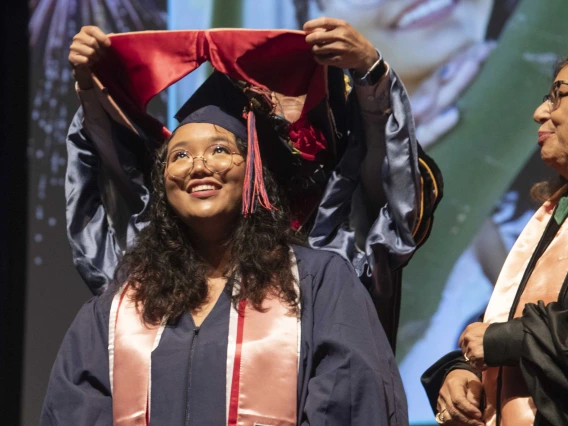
left=542, top=157, right=565, bottom=177
left=186, top=209, right=230, bottom=221
left=185, top=206, right=240, bottom=225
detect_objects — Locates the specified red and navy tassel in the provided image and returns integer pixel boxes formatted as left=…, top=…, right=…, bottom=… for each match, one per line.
left=242, top=110, right=277, bottom=216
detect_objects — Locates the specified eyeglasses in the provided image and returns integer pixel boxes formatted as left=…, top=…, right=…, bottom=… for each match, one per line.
left=543, top=80, right=568, bottom=111
left=165, top=144, right=242, bottom=178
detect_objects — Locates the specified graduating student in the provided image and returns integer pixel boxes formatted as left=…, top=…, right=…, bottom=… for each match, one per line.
left=64, top=21, right=442, bottom=350
left=42, top=30, right=410, bottom=425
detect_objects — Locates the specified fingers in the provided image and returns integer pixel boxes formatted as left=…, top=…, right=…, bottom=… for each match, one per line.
left=69, top=26, right=110, bottom=68
left=72, top=33, right=101, bottom=52
left=439, top=371, right=484, bottom=426
left=311, top=40, right=348, bottom=56
left=303, top=17, right=347, bottom=33
left=71, top=43, right=99, bottom=61
left=305, top=30, right=340, bottom=46
left=458, top=328, right=466, bottom=349
left=443, top=401, right=484, bottom=425
left=461, top=342, right=487, bottom=371
left=68, top=45, right=100, bottom=68
left=306, top=29, right=349, bottom=66
left=80, top=25, right=111, bottom=47
left=450, top=392, right=483, bottom=420
left=439, top=396, right=481, bottom=426
left=459, top=323, right=487, bottom=371
left=467, top=379, right=484, bottom=408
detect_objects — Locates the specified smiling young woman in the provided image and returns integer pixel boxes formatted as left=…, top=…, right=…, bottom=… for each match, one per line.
left=119, top=120, right=303, bottom=327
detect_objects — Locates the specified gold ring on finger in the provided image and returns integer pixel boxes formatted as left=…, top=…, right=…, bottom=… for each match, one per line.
left=435, top=411, right=445, bottom=424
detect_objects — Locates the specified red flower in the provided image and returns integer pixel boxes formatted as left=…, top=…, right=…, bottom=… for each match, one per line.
left=288, top=117, right=326, bottom=161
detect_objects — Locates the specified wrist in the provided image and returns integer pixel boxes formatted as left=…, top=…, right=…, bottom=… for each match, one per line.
left=484, top=319, right=524, bottom=367
left=351, top=49, right=386, bottom=87
left=353, top=47, right=380, bottom=77
left=73, top=68, right=94, bottom=90
left=446, top=369, right=480, bottom=381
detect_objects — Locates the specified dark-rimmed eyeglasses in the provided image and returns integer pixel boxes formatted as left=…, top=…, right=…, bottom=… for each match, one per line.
left=165, top=144, right=242, bottom=178
left=543, top=80, right=568, bottom=111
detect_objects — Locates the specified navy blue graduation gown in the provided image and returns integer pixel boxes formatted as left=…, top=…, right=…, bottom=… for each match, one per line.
left=41, top=246, right=408, bottom=425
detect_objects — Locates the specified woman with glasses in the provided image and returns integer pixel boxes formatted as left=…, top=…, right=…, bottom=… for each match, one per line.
left=41, top=29, right=413, bottom=425
left=421, top=58, right=568, bottom=426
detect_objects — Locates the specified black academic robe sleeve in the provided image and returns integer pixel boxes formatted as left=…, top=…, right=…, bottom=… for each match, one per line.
left=518, top=301, right=568, bottom=426
left=40, top=296, right=112, bottom=425
left=482, top=295, right=568, bottom=426
left=301, top=253, right=408, bottom=425
left=420, top=350, right=479, bottom=414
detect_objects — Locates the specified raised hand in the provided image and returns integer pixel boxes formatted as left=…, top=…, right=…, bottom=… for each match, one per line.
left=303, top=17, right=379, bottom=76
left=68, top=26, right=111, bottom=89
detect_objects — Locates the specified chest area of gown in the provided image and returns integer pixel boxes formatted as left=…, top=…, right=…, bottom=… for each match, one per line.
left=148, top=297, right=231, bottom=424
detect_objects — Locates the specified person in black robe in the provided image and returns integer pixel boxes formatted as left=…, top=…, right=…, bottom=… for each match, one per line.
left=421, top=58, right=568, bottom=426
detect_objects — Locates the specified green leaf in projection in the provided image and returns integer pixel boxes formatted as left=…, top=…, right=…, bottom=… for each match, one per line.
left=397, top=0, right=568, bottom=360
left=211, top=0, right=242, bottom=28
left=206, top=0, right=243, bottom=76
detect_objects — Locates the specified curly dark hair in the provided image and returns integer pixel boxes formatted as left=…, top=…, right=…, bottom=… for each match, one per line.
left=530, top=57, right=568, bottom=202
left=114, top=131, right=306, bottom=325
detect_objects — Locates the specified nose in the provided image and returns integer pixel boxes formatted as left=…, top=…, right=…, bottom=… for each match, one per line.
left=188, top=156, right=211, bottom=178
left=534, top=99, right=551, bottom=124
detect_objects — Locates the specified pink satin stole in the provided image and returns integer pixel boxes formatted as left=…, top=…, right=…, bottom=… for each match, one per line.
left=110, top=271, right=300, bottom=426
left=227, top=295, right=299, bottom=426
left=109, top=284, right=164, bottom=426
left=483, top=200, right=568, bottom=426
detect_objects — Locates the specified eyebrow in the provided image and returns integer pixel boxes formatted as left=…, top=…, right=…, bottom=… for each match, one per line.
left=168, top=136, right=235, bottom=153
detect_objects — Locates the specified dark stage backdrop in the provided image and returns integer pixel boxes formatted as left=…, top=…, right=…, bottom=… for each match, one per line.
left=23, top=1, right=166, bottom=424
left=1, top=1, right=29, bottom=425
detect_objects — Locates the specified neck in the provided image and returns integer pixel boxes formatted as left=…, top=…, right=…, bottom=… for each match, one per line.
left=187, top=223, right=232, bottom=279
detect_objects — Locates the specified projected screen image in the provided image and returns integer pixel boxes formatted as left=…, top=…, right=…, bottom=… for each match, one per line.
left=26, top=0, right=568, bottom=424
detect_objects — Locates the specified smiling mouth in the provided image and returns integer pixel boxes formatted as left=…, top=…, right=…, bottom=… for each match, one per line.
left=190, top=184, right=218, bottom=193
left=538, top=132, right=553, bottom=146
left=395, top=0, right=457, bottom=30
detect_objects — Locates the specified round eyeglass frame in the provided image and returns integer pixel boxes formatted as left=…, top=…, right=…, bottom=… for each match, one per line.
left=543, top=80, right=568, bottom=112
left=164, top=145, right=243, bottom=178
